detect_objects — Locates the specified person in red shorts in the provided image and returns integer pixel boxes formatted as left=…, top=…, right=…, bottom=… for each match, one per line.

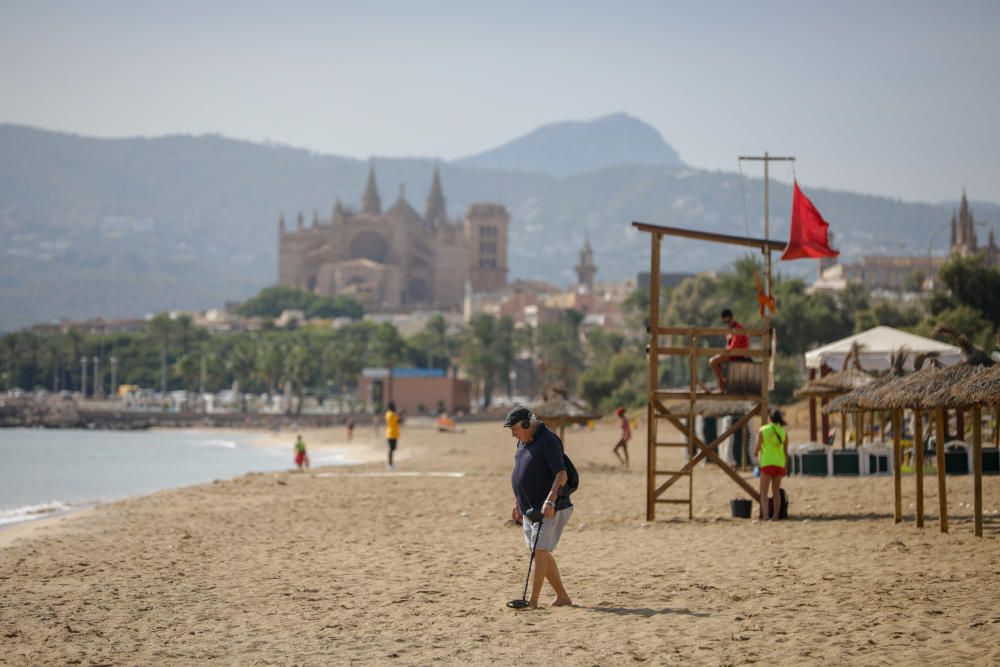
left=612, top=406, right=631, bottom=467
left=293, top=434, right=310, bottom=471
left=709, top=308, right=749, bottom=393
left=755, top=409, right=789, bottom=520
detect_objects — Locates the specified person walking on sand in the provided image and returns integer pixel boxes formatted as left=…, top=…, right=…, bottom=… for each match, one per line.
left=755, top=409, right=789, bottom=520
left=709, top=308, right=749, bottom=393
left=612, top=406, right=631, bottom=467
left=346, top=418, right=355, bottom=442
left=505, top=406, right=573, bottom=610
left=293, top=434, right=310, bottom=471
left=385, top=401, right=400, bottom=471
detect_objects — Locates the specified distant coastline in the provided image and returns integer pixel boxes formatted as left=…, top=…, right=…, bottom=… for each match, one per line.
left=0, top=399, right=353, bottom=431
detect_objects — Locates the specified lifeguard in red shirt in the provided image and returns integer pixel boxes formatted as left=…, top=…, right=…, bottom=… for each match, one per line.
left=709, top=308, right=749, bottom=393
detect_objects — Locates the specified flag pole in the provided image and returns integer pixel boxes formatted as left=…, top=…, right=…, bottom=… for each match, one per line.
left=738, top=153, right=795, bottom=291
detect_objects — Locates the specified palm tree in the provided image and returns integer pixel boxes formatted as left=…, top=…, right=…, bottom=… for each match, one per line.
left=462, top=314, right=501, bottom=407
left=227, top=340, right=257, bottom=412
left=147, top=313, right=176, bottom=394
left=284, top=340, right=315, bottom=414
left=371, top=323, right=405, bottom=403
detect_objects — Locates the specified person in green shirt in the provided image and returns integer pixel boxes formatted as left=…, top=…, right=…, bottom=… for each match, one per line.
left=755, top=409, right=789, bottom=520
left=293, top=434, right=309, bottom=471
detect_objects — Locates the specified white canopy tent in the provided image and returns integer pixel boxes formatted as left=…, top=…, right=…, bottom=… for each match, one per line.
left=804, top=326, right=962, bottom=371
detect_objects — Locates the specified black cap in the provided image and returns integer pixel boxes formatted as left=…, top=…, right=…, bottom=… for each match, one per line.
left=503, top=405, right=532, bottom=428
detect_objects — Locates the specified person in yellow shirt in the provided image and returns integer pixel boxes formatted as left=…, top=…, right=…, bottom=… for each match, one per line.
left=385, top=401, right=400, bottom=471
left=755, top=409, right=789, bottom=520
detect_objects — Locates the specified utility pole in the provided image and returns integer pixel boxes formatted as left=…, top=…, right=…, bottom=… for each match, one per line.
left=93, top=355, right=101, bottom=399
left=80, top=356, right=88, bottom=399
left=110, top=356, right=118, bottom=400
left=738, top=152, right=795, bottom=291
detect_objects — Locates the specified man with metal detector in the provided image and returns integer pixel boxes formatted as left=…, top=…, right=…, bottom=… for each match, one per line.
left=505, top=406, right=575, bottom=610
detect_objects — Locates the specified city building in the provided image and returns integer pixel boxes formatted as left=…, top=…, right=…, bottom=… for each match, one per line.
left=357, top=368, right=470, bottom=415
left=810, top=190, right=998, bottom=294
left=278, top=167, right=509, bottom=310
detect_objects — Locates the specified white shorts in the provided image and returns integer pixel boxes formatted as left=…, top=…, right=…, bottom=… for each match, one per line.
left=522, top=506, right=573, bottom=552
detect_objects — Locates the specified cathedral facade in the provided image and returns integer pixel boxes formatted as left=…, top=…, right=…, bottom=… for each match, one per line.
left=950, top=189, right=999, bottom=266
left=278, top=168, right=509, bottom=309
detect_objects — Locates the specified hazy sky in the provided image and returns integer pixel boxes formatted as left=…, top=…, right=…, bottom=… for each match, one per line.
left=2, top=1, right=998, bottom=203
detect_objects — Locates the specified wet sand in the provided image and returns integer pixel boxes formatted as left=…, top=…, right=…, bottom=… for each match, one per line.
left=2, top=418, right=999, bottom=665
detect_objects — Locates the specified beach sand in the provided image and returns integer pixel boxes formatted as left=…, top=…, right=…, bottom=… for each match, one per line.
left=2, top=418, right=999, bottom=665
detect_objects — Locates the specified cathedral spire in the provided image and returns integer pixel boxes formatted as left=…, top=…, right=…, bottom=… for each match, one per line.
left=425, top=166, right=446, bottom=225
left=574, top=236, right=597, bottom=292
left=362, top=164, right=381, bottom=214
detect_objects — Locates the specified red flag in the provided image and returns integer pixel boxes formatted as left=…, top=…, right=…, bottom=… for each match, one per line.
left=780, top=180, right=839, bottom=260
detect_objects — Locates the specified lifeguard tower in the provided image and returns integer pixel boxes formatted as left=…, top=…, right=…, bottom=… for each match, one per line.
left=633, top=222, right=786, bottom=520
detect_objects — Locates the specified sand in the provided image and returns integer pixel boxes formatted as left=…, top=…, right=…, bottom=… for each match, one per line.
left=2, top=418, right=999, bottom=665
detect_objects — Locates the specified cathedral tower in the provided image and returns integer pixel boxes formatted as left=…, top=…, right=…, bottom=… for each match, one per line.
left=362, top=165, right=381, bottom=215
left=575, top=237, right=597, bottom=292
left=425, top=167, right=447, bottom=226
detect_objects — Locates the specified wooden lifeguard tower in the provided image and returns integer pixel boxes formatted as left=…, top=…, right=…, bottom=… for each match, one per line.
left=633, top=222, right=786, bottom=520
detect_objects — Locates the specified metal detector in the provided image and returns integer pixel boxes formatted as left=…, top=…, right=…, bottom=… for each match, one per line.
left=507, top=508, right=544, bottom=610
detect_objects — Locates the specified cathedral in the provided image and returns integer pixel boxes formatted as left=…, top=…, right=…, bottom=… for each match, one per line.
left=950, top=189, right=999, bottom=266
left=278, top=167, right=509, bottom=309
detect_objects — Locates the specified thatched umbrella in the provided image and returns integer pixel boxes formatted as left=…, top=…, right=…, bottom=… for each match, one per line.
left=944, top=333, right=1000, bottom=537
left=800, top=342, right=874, bottom=449
left=531, top=395, right=600, bottom=442
left=951, top=363, right=1000, bottom=407
left=798, top=341, right=873, bottom=397
left=822, top=348, right=913, bottom=415
left=857, top=325, right=994, bottom=533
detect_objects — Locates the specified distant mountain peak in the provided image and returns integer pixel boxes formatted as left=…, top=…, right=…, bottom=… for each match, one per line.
left=455, top=113, right=684, bottom=177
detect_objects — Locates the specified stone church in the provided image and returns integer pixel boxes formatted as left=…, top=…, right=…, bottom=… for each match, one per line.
left=278, top=167, right=509, bottom=309
left=950, top=189, right=999, bottom=267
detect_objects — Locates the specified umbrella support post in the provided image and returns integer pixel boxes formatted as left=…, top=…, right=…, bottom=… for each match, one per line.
left=892, top=409, right=902, bottom=523
left=973, top=405, right=983, bottom=538
left=934, top=407, right=949, bottom=533
left=914, top=410, right=924, bottom=528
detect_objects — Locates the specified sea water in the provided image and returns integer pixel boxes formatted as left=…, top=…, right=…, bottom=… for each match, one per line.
left=0, top=428, right=305, bottom=527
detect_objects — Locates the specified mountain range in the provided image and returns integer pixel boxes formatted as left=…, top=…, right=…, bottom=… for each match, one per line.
left=1, top=113, right=997, bottom=332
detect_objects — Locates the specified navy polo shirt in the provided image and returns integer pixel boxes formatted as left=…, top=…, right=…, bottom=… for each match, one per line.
left=511, top=423, right=572, bottom=513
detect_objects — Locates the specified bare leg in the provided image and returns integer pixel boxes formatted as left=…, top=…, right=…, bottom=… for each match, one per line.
left=759, top=473, right=771, bottom=520
left=613, top=440, right=626, bottom=465
left=710, top=355, right=727, bottom=392
left=622, top=443, right=630, bottom=468
left=529, top=549, right=550, bottom=609
left=773, top=476, right=782, bottom=518
left=545, top=553, right=572, bottom=606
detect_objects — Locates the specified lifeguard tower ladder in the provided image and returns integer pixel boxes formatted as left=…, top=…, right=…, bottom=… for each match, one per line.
left=633, top=222, right=786, bottom=520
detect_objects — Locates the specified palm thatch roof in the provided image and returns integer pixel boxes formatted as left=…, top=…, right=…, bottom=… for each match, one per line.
left=823, top=348, right=912, bottom=414
left=797, top=341, right=874, bottom=398
left=951, top=364, right=1000, bottom=406
left=860, top=325, right=994, bottom=410
left=531, top=396, right=600, bottom=425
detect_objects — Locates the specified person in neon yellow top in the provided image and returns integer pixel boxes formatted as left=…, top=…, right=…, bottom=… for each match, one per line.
left=385, top=402, right=400, bottom=471
left=754, top=409, right=789, bottom=520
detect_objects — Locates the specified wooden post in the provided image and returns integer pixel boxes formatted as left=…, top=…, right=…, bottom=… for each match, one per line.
left=688, top=332, right=696, bottom=519
left=972, top=404, right=983, bottom=538
left=756, top=316, right=771, bottom=473
left=934, top=407, right=948, bottom=533
left=892, top=409, right=902, bottom=523
left=956, top=408, right=965, bottom=442
left=808, top=369, right=817, bottom=442
left=645, top=233, right=661, bottom=521
left=914, top=410, right=925, bottom=528
left=840, top=412, right=847, bottom=450
left=994, top=407, right=999, bottom=447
